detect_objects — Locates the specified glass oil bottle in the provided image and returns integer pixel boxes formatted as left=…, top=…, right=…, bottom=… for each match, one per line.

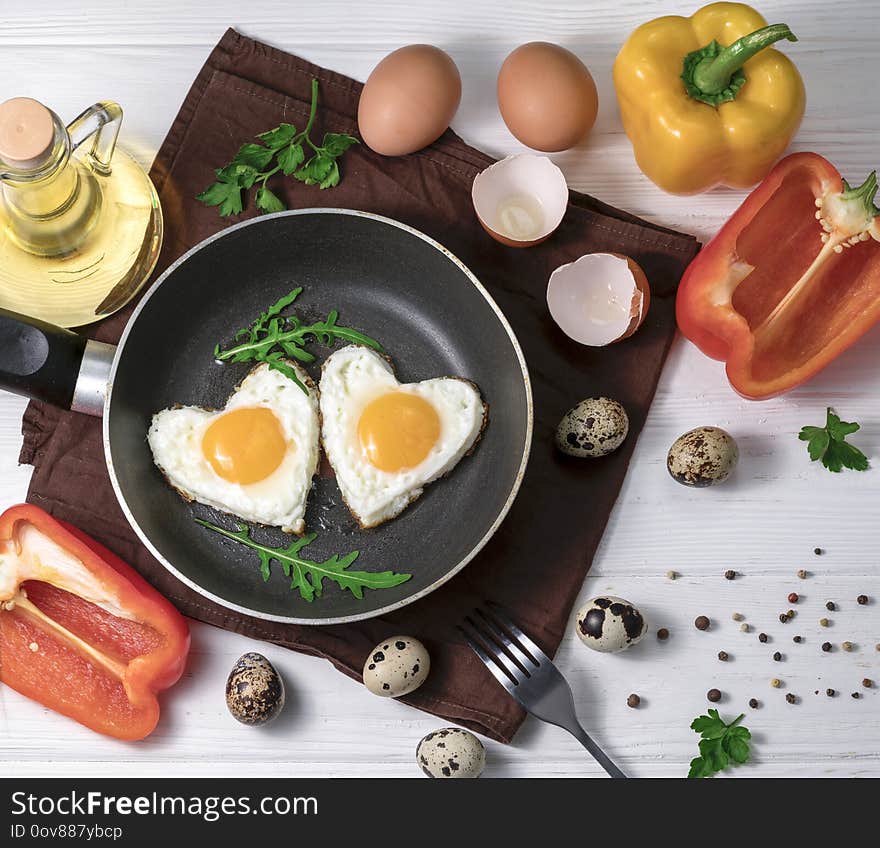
left=0, top=98, right=163, bottom=327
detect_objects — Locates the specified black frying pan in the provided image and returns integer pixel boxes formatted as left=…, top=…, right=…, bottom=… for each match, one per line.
left=0, top=210, right=532, bottom=624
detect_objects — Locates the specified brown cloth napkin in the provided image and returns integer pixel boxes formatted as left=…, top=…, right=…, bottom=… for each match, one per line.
left=19, top=29, right=699, bottom=743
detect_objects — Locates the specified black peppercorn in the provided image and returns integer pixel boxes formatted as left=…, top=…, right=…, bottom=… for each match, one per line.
left=826, top=688, right=835, bottom=697
left=852, top=692, right=861, bottom=699
left=656, top=627, right=670, bottom=641
left=748, top=698, right=759, bottom=709
left=814, top=547, right=823, bottom=555
left=773, top=651, right=782, bottom=661
left=695, top=616, right=710, bottom=631
left=822, top=642, right=832, bottom=652
left=627, top=693, right=641, bottom=708
left=724, top=570, right=736, bottom=580
left=707, top=688, right=722, bottom=703
left=826, top=601, right=835, bottom=611
left=758, top=632, right=768, bottom=643
left=857, top=594, right=869, bottom=605
left=786, top=693, right=797, bottom=704
left=793, top=635, right=803, bottom=643
left=718, top=650, right=729, bottom=662
left=779, top=613, right=789, bottom=623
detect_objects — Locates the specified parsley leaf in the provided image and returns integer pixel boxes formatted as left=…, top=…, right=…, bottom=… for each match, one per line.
left=799, top=407, right=869, bottom=473
left=687, top=710, right=752, bottom=778
left=214, top=286, right=384, bottom=394
left=196, top=79, right=358, bottom=217
left=195, top=519, right=411, bottom=603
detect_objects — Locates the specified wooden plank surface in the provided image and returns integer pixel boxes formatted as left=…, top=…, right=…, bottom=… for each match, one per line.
left=1, top=0, right=877, bottom=777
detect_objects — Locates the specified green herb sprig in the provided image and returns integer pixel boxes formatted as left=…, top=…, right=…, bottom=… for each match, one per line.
left=196, top=519, right=411, bottom=603
left=799, top=407, right=869, bottom=473
left=196, top=78, right=358, bottom=217
left=215, top=287, right=383, bottom=394
left=687, top=710, right=752, bottom=778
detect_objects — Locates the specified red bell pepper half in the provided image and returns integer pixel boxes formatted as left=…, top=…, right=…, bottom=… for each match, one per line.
left=676, top=153, right=880, bottom=399
left=0, top=504, right=189, bottom=740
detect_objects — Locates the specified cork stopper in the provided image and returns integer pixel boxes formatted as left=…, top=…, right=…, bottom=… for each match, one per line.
left=0, top=98, right=56, bottom=169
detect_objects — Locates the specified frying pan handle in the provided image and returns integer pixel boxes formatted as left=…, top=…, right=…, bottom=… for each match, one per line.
left=0, top=309, right=114, bottom=416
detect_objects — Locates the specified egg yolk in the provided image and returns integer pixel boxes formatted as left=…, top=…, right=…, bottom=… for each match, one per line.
left=202, top=407, right=288, bottom=485
left=357, top=392, right=441, bottom=472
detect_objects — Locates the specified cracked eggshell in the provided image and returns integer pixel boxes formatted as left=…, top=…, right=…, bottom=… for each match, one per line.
left=556, top=397, right=628, bottom=458
left=667, top=426, right=738, bottom=487
left=472, top=154, right=568, bottom=247
left=575, top=596, right=647, bottom=653
left=547, top=252, right=650, bottom=346
left=363, top=636, right=430, bottom=697
left=417, top=727, right=486, bottom=778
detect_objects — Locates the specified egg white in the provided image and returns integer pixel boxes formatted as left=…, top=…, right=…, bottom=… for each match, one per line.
left=319, top=346, right=487, bottom=528
left=147, top=362, right=320, bottom=534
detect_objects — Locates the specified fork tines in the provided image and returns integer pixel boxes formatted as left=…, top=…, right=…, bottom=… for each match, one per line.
left=459, top=602, right=548, bottom=690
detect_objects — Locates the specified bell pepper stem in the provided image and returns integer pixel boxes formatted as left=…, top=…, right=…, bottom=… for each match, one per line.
left=841, top=171, right=880, bottom=216
left=683, top=24, right=797, bottom=106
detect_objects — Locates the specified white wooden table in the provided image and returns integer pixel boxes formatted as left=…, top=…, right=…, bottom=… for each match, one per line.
left=2, top=0, right=878, bottom=778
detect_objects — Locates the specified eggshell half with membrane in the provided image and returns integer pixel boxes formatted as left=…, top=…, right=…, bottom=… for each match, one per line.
left=547, top=253, right=650, bottom=346
left=471, top=154, right=568, bottom=247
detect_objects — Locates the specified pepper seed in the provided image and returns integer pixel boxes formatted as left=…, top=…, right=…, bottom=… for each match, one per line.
left=732, top=612, right=744, bottom=621
left=814, top=548, right=823, bottom=556
left=793, top=635, right=803, bottom=643
left=863, top=679, right=874, bottom=689
left=666, top=570, right=678, bottom=580
left=695, top=616, right=710, bottom=631
left=627, top=693, right=641, bottom=708
left=825, top=601, right=835, bottom=611
left=707, top=688, right=722, bottom=703
left=788, top=592, right=799, bottom=604
left=724, top=570, right=736, bottom=580
left=826, top=688, right=835, bottom=697
left=786, top=693, right=797, bottom=704
left=748, top=698, right=759, bottom=709
left=758, top=632, right=768, bottom=643
left=717, top=651, right=729, bottom=662
left=820, top=618, right=830, bottom=627
left=779, top=613, right=790, bottom=624
left=822, top=642, right=833, bottom=652
left=656, top=627, right=669, bottom=641
left=773, top=651, right=782, bottom=661
left=770, top=678, right=781, bottom=688
left=797, top=569, right=808, bottom=579
left=857, top=594, right=869, bottom=605
left=852, top=692, right=861, bottom=699
left=740, top=622, right=750, bottom=633
left=842, top=641, right=854, bottom=652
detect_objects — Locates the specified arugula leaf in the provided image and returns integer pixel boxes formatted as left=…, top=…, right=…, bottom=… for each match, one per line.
left=196, top=519, right=411, bottom=603
left=799, top=407, right=869, bottom=473
left=196, top=79, right=358, bottom=217
left=214, top=286, right=384, bottom=394
left=687, top=711, right=752, bottom=778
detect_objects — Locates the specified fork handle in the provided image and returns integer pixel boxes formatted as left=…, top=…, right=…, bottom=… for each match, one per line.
left=568, top=724, right=627, bottom=779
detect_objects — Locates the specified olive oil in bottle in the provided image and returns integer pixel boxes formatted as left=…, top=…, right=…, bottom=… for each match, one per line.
left=0, top=98, right=162, bottom=327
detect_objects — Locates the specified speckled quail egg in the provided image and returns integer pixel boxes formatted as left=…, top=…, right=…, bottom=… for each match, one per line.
left=225, top=652, right=285, bottom=726
left=555, top=397, right=629, bottom=458
left=667, top=426, right=738, bottom=487
left=363, top=636, right=430, bottom=697
left=575, top=596, right=647, bottom=653
left=417, top=727, right=485, bottom=778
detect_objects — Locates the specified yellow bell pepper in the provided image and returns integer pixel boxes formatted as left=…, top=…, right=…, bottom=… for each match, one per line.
left=613, top=2, right=805, bottom=194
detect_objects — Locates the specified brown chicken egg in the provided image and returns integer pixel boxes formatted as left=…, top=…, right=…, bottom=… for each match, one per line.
left=497, top=42, right=598, bottom=152
left=358, top=45, right=461, bottom=156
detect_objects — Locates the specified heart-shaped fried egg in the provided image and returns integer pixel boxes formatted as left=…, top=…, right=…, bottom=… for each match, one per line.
left=319, top=346, right=487, bottom=528
left=148, top=362, right=320, bottom=533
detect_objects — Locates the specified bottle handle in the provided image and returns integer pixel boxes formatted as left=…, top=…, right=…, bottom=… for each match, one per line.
left=65, top=101, right=123, bottom=176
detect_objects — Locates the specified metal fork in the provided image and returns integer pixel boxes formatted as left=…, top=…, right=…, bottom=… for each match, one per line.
left=460, top=602, right=627, bottom=779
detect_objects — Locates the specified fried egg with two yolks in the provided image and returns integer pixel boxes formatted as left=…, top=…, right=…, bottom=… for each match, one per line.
left=147, top=362, right=320, bottom=534
left=320, top=346, right=487, bottom=528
